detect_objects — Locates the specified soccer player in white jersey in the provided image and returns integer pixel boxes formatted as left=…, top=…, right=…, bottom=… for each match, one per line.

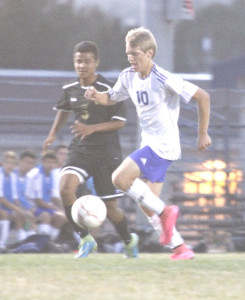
left=85, top=27, right=211, bottom=260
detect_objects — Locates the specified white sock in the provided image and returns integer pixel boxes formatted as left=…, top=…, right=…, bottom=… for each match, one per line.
left=0, top=220, right=10, bottom=248
left=147, top=213, right=163, bottom=236
left=16, top=229, right=27, bottom=242
left=168, top=228, right=184, bottom=249
left=126, top=178, right=165, bottom=215
left=146, top=214, right=183, bottom=248
left=50, top=227, right=60, bottom=241
left=37, top=223, right=51, bottom=235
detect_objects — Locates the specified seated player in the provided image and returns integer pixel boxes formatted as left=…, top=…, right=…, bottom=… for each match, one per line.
left=0, top=151, right=30, bottom=251
left=15, top=150, right=38, bottom=238
left=26, top=151, right=67, bottom=241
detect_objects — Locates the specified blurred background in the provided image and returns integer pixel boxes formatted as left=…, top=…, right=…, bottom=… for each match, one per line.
left=1, top=0, right=245, bottom=252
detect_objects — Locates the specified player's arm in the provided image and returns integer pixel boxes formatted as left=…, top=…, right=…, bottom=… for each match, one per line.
left=71, top=119, right=125, bottom=139
left=0, top=197, right=24, bottom=213
left=85, top=87, right=116, bottom=106
left=35, top=198, right=56, bottom=210
left=191, top=88, right=212, bottom=151
left=42, top=110, right=70, bottom=153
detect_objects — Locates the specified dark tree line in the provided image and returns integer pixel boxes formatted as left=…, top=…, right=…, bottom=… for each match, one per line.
left=174, top=0, right=245, bottom=72
left=0, top=0, right=128, bottom=71
left=2, top=0, right=245, bottom=73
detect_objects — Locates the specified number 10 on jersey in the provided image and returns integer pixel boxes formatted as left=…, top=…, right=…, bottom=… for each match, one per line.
left=136, top=91, right=149, bottom=105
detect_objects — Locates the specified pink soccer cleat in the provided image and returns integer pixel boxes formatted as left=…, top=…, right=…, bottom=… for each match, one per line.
left=159, top=205, right=179, bottom=245
left=170, top=244, right=195, bottom=260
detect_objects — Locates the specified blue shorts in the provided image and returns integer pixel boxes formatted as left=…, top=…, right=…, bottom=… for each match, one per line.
left=129, top=146, right=172, bottom=183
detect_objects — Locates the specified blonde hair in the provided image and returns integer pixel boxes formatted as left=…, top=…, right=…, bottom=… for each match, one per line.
left=125, top=27, right=157, bottom=58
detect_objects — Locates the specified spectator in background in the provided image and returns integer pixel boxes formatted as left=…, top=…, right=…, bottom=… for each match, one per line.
left=26, top=151, right=67, bottom=241
left=0, top=151, right=29, bottom=251
left=52, top=144, right=69, bottom=198
left=15, top=150, right=37, bottom=238
left=54, top=144, right=69, bottom=169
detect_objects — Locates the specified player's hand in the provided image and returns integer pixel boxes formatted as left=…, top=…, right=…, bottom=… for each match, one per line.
left=42, top=135, right=56, bottom=155
left=197, top=132, right=212, bottom=152
left=70, top=120, right=94, bottom=139
left=84, top=86, right=98, bottom=101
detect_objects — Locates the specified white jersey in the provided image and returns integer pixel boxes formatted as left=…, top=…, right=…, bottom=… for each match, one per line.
left=108, top=64, right=198, bottom=160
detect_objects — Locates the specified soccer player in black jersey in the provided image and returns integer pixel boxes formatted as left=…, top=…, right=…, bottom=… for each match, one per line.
left=43, top=41, right=138, bottom=258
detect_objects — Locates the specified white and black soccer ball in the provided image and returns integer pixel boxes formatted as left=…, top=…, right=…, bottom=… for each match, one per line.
left=71, top=195, right=107, bottom=228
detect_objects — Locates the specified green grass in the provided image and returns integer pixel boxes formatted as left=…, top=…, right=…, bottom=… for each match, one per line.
left=0, top=253, right=245, bottom=300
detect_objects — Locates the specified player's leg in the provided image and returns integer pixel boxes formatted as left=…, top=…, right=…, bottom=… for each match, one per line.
left=0, top=209, right=10, bottom=252
left=142, top=180, right=194, bottom=260
left=93, top=159, right=138, bottom=258
left=59, top=167, right=97, bottom=258
left=104, top=199, right=139, bottom=257
left=59, top=173, right=90, bottom=232
left=140, top=181, right=163, bottom=236
left=10, top=209, right=27, bottom=243
left=50, top=211, right=67, bottom=241
left=36, top=210, right=52, bottom=236
left=112, top=157, right=167, bottom=215
left=112, top=146, right=178, bottom=246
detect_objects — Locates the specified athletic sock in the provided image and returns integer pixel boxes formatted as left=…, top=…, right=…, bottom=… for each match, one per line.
left=126, top=178, right=165, bottom=215
left=168, top=227, right=184, bottom=249
left=0, top=220, right=10, bottom=248
left=64, top=205, right=89, bottom=238
left=50, top=227, right=61, bottom=241
left=112, top=216, right=131, bottom=244
left=147, top=213, right=163, bottom=236
left=37, top=224, right=51, bottom=235
left=16, top=228, right=27, bottom=242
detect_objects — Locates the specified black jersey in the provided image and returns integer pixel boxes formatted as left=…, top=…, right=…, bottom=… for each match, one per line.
left=55, top=74, right=126, bottom=158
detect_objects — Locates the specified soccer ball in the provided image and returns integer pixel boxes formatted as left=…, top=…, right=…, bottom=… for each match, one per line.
left=71, top=195, right=107, bottom=228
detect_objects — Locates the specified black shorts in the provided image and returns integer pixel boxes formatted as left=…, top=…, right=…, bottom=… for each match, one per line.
left=62, top=151, right=122, bottom=197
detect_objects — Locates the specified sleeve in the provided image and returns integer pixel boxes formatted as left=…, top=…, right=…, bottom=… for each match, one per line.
left=26, top=173, right=42, bottom=200
left=25, top=174, right=35, bottom=200
left=165, top=74, right=198, bottom=103
left=54, top=89, right=72, bottom=112
left=180, top=81, right=199, bottom=103
left=109, top=101, right=127, bottom=122
left=108, top=73, right=130, bottom=102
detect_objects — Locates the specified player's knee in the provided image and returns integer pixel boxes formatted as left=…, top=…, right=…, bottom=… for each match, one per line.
left=59, top=173, right=81, bottom=202
left=112, top=170, right=124, bottom=190
left=112, top=169, right=135, bottom=192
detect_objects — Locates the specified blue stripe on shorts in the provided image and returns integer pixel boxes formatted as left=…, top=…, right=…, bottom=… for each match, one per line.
left=129, top=146, right=172, bottom=183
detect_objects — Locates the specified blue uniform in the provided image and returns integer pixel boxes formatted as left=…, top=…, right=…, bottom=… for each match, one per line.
left=0, top=167, right=18, bottom=213
left=26, top=166, right=57, bottom=216
left=15, top=169, right=34, bottom=210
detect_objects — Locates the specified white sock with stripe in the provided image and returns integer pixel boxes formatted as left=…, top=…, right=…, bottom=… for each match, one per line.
left=126, top=178, right=165, bottom=215
left=0, top=220, right=10, bottom=248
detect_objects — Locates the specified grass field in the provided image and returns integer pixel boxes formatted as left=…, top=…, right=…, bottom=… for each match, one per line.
left=0, top=253, right=245, bottom=300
